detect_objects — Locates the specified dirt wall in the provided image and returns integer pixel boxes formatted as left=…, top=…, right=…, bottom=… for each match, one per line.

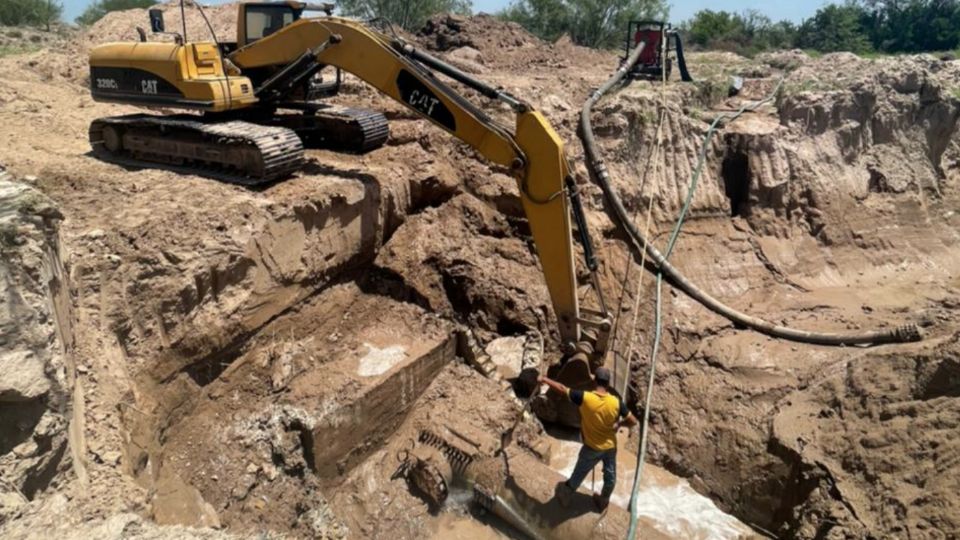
left=0, top=7, right=958, bottom=539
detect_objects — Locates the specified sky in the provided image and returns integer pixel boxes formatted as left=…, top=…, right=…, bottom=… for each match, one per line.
left=61, top=0, right=831, bottom=26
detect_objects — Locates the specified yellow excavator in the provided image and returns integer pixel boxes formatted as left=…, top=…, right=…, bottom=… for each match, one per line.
left=89, top=2, right=389, bottom=183
left=87, top=1, right=612, bottom=424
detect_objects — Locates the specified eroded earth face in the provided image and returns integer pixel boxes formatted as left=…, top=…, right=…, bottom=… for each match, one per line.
left=1, top=5, right=959, bottom=540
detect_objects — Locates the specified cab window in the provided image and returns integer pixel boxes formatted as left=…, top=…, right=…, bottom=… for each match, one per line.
left=244, top=5, right=297, bottom=44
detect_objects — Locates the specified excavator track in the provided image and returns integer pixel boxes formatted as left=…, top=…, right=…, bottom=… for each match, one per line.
left=273, top=105, right=389, bottom=153
left=89, top=114, right=304, bottom=186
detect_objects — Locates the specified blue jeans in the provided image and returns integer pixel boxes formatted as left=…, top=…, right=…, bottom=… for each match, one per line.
left=565, top=445, right=617, bottom=499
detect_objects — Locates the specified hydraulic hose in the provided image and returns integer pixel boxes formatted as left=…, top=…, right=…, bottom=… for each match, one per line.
left=579, top=44, right=921, bottom=347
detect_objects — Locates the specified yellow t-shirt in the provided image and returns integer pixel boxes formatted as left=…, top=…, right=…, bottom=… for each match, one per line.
left=567, top=389, right=627, bottom=451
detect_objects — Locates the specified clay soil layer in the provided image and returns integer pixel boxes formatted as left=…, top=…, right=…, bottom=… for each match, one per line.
left=0, top=4, right=959, bottom=540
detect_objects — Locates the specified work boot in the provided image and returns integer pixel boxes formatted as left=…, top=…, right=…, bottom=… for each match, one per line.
left=555, top=482, right=573, bottom=508
left=592, top=493, right=609, bottom=512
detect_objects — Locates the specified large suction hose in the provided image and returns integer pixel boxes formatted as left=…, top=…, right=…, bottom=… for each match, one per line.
left=580, top=44, right=921, bottom=347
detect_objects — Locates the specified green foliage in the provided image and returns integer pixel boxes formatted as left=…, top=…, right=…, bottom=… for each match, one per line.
left=338, top=0, right=471, bottom=31
left=859, top=0, right=960, bottom=53
left=685, top=10, right=741, bottom=48
left=682, top=9, right=796, bottom=55
left=680, top=1, right=960, bottom=56
left=75, top=0, right=158, bottom=26
left=499, top=0, right=569, bottom=42
left=0, top=0, right=62, bottom=29
left=796, top=3, right=872, bottom=53
left=499, top=0, right=667, bottom=49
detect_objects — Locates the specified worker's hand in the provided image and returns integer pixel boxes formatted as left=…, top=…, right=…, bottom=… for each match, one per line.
left=537, top=375, right=546, bottom=384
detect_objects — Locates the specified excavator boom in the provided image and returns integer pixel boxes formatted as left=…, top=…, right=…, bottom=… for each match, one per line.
left=87, top=9, right=611, bottom=408
left=228, top=16, right=596, bottom=349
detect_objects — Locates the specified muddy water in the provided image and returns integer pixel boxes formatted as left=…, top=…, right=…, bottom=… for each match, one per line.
left=429, top=514, right=511, bottom=540
left=428, top=486, right=519, bottom=540
left=548, top=431, right=754, bottom=539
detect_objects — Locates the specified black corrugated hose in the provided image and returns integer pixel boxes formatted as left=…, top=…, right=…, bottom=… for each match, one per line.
left=579, top=43, right=921, bottom=347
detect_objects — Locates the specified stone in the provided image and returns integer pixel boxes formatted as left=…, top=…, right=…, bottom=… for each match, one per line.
left=485, top=336, right=526, bottom=379
left=0, top=350, right=50, bottom=402
left=0, top=490, right=27, bottom=522
left=152, top=474, right=222, bottom=529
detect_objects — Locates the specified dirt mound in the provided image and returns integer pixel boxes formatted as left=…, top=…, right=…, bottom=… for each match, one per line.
left=414, top=13, right=611, bottom=74
left=84, top=1, right=237, bottom=46
left=0, top=25, right=75, bottom=50
left=773, top=334, right=960, bottom=536
left=0, top=7, right=958, bottom=539
left=417, top=13, right=537, bottom=53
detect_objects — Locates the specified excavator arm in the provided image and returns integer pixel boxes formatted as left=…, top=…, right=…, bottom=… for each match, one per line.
left=229, top=16, right=606, bottom=355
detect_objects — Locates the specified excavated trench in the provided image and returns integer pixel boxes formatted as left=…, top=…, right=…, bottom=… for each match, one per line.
left=16, top=90, right=958, bottom=538
left=60, top=140, right=756, bottom=538
left=3, top=17, right=960, bottom=536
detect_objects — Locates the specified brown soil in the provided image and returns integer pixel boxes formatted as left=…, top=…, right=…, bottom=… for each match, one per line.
left=0, top=5, right=958, bottom=540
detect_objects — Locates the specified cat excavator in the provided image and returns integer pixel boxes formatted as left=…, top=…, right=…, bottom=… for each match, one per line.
left=89, top=2, right=389, bottom=184
left=87, top=1, right=612, bottom=425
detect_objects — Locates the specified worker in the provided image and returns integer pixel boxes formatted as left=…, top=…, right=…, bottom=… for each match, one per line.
left=539, top=367, right=638, bottom=511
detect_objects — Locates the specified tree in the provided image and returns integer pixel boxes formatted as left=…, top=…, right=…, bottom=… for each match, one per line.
left=337, top=0, right=472, bottom=32
left=859, top=0, right=960, bottom=53
left=499, top=0, right=569, bottom=43
left=75, top=0, right=158, bottom=26
left=500, top=0, right=667, bottom=49
left=38, top=0, right=62, bottom=31
left=796, top=3, right=873, bottom=53
left=568, top=0, right=667, bottom=48
left=684, top=9, right=742, bottom=48
left=760, top=20, right=799, bottom=50
left=0, top=0, right=62, bottom=28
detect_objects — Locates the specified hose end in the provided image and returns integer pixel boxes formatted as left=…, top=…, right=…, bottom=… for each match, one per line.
left=894, top=324, right=923, bottom=343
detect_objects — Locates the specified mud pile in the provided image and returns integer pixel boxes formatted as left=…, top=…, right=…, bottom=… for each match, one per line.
left=0, top=7, right=957, bottom=540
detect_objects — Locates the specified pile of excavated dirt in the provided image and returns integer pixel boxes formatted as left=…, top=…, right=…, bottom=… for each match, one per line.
left=418, top=13, right=538, bottom=52
left=0, top=5, right=958, bottom=540
left=418, top=13, right=611, bottom=74
left=85, top=1, right=238, bottom=46
left=0, top=25, right=75, bottom=50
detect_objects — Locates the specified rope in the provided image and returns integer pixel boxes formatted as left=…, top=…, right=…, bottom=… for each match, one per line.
left=610, top=27, right=669, bottom=404
left=625, top=79, right=787, bottom=539
left=582, top=44, right=921, bottom=540
left=609, top=109, right=666, bottom=396
left=620, top=30, right=671, bottom=379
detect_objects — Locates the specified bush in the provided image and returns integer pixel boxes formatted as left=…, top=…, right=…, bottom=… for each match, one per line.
left=680, top=1, right=960, bottom=57
left=0, top=0, right=62, bottom=30
left=796, top=3, right=872, bottom=54
left=682, top=9, right=796, bottom=55
left=338, top=0, right=471, bottom=32
left=500, top=0, right=667, bottom=49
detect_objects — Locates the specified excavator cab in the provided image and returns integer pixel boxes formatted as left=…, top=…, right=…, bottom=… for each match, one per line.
left=237, top=2, right=342, bottom=99
left=238, top=2, right=335, bottom=44
left=239, top=3, right=299, bottom=45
